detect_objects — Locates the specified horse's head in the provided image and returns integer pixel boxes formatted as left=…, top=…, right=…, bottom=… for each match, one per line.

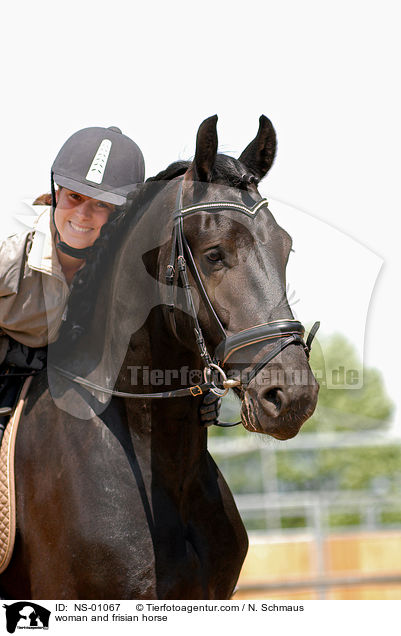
left=157, top=115, right=319, bottom=440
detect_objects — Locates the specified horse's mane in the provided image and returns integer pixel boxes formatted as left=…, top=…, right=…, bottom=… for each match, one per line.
left=58, top=155, right=255, bottom=345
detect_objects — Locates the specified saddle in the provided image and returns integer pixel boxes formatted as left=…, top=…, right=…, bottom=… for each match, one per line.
left=0, top=376, right=32, bottom=573
left=0, top=337, right=46, bottom=573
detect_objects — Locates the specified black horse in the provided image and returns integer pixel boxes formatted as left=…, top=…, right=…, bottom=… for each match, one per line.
left=0, top=115, right=318, bottom=599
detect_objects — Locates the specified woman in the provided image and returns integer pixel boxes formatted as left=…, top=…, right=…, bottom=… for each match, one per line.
left=0, top=125, right=145, bottom=421
left=0, top=126, right=219, bottom=425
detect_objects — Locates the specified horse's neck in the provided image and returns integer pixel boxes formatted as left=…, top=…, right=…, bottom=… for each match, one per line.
left=112, top=183, right=209, bottom=484
left=120, top=311, right=207, bottom=486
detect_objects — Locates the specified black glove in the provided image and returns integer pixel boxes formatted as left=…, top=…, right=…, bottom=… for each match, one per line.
left=199, top=390, right=221, bottom=427
left=6, top=340, right=47, bottom=371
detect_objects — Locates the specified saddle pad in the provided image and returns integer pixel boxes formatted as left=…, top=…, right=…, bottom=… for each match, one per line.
left=0, top=376, right=33, bottom=573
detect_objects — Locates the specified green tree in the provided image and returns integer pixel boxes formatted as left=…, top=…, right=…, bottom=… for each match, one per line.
left=305, top=332, right=394, bottom=431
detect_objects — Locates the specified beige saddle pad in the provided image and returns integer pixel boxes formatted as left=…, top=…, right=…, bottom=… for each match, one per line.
left=0, top=376, right=32, bottom=573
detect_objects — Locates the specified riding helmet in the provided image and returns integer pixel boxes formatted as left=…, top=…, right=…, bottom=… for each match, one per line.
left=52, top=126, right=145, bottom=206
left=51, top=126, right=145, bottom=258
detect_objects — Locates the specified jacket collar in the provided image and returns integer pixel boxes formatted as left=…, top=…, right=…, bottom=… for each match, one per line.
left=27, top=206, right=64, bottom=278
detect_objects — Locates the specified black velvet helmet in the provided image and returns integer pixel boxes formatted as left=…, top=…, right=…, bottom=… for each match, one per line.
left=51, top=126, right=145, bottom=258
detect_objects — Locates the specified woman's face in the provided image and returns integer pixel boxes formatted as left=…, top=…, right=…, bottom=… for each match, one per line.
left=54, top=188, right=115, bottom=249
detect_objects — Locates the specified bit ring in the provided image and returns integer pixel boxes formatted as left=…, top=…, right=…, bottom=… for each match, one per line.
left=204, top=363, right=229, bottom=396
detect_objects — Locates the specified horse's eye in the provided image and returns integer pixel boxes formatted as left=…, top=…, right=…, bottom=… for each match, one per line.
left=206, top=248, right=224, bottom=263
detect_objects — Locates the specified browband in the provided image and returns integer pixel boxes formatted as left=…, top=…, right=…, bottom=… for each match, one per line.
left=174, top=198, right=269, bottom=220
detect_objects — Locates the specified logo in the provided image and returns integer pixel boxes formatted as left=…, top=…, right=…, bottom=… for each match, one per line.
left=3, top=603, right=50, bottom=633
left=85, top=139, right=112, bottom=184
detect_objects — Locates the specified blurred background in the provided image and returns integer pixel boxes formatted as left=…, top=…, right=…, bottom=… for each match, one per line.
left=211, top=333, right=398, bottom=599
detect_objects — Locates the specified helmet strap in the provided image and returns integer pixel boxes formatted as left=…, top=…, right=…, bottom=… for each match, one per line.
left=51, top=171, right=94, bottom=260
left=56, top=241, right=94, bottom=260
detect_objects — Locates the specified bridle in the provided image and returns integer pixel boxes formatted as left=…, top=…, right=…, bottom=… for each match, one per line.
left=166, top=180, right=319, bottom=393
left=52, top=178, right=319, bottom=425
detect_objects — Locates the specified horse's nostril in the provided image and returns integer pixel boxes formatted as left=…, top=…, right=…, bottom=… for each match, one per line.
left=265, top=388, right=281, bottom=410
left=262, top=387, right=284, bottom=417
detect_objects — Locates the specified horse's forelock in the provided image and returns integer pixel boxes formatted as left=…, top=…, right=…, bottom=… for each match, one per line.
left=209, top=154, right=257, bottom=190
left=147, top=155, right=257, bottom=189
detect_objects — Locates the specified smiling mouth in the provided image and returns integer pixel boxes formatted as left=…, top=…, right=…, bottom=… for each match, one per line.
left=69, top=221, right=93, bottom=233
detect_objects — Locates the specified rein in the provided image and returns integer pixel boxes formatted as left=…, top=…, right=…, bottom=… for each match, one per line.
left=52, top=179, right=319, bottom=426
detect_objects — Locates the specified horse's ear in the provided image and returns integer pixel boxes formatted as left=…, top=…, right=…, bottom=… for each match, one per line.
left=238, top=115, right=277, bottom=180
left=192, top=115, right=218, bottom=182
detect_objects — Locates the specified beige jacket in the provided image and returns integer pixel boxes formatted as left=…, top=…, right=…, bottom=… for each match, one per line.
left=0, top=206, right=70, bottom=350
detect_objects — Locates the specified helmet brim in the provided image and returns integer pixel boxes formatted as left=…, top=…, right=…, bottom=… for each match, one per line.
left=54, top=174, right=137, bottom=206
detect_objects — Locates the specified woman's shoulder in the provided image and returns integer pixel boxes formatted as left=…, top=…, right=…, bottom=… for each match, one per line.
left=0, top=200, right=52, bottom=271
left=0, top=228, right=34, bottom=296
left=0, top=224, right=34, bottom=257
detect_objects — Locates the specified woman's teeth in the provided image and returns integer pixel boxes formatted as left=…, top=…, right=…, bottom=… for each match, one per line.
left=69, top=222, right=92, bottom=233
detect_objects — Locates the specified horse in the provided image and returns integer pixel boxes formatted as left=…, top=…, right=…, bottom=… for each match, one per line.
left=0, top=115, right=319, bottom=599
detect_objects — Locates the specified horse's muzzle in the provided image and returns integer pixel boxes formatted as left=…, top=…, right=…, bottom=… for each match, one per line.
left=240, top=357, right=320, bottom=438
